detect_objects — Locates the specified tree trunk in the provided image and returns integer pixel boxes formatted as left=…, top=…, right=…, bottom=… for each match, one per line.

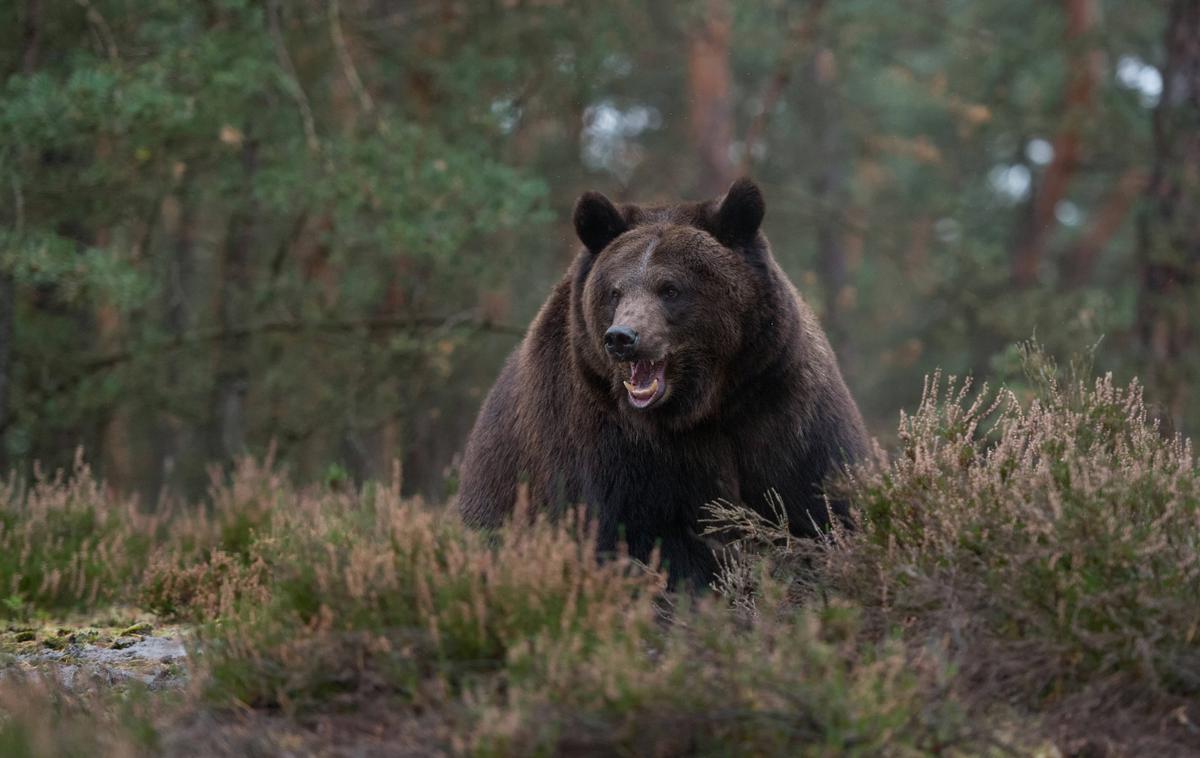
left=21, top=0, right=41, bottom=74
left=809, top=46, right=856, bottom=379
left=93, top=215, right=137, bottom=493
left=688, top=0, right=736, bottom=196
left=1, top=0, right=44, bottom=472
left=153, top=178, right=197, bottom=497
left=0, top=274, right=12, bottom=472
left=1136, top=0, right=1200, bottom=431
left=210, top=140, right=259, bottom=464
left=1062, top=168, right=1147, bottom=287
left=741, top=0, right=826, bottom=175
left=1013, top=0, right=1098, bottom=286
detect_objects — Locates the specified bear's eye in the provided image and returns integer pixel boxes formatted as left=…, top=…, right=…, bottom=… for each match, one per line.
left=609, top=287, right=621, bottom=302
left=660, top=284, right=680, bottom=301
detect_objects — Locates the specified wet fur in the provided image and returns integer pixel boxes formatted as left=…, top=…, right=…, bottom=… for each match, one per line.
left=458, top=181, right=869, bottom=587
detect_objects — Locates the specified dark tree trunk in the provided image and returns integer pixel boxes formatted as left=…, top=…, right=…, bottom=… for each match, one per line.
left=0, top=273, right=13, bottom=472
left=1136, top=0, right=1200, bottom=430
left=2, top=0, right=44, bottom=471
left=809, top=46, right=856, bottom=380
left=210, top=140, right=259, bottom=464
left=21, top=0, right=41, bottom=74
left=152, top=180, right=197, bottom=498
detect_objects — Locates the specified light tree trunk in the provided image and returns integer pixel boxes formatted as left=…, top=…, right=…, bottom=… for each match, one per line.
left=688, top=0, right=737, bottom=196
left=1063, top=168, right=1147, bottom=287
left=92, top=136, right=134, bottom=493
left=1013, top=0, right=1099, bottom=286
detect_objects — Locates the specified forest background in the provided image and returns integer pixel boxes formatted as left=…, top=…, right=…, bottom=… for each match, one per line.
left=2, top=0, right=1197, bottom=502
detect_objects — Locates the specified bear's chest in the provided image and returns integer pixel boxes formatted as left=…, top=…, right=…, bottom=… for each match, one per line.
left=559, top=423, right=735, bottom=586
left=578, top=424, right=737, bottom=524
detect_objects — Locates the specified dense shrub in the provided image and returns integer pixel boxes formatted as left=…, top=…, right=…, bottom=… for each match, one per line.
left=3, top=351, right=1197, bottom=755
left=710, top=348, right=1200, bottom=752
left=841, top=366, right=1199, bottom=696
left=0, top=454, right=160, bottom=617
left=185, top=487, right=967, bottom=753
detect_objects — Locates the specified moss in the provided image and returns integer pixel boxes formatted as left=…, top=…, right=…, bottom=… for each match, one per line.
left=118, top=622, right=153, bottom=637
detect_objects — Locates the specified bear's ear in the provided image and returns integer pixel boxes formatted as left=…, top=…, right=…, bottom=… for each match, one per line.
left=713, top=178, right=765, bottom=247
left=573, top=191, right=628, bottom=254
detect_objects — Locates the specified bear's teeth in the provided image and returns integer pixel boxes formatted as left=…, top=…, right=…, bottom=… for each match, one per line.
left=624, top=378, right=659, bottom=399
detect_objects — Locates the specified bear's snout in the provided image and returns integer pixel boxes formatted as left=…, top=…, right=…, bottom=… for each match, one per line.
left=603, top=325, right=639, bottom=360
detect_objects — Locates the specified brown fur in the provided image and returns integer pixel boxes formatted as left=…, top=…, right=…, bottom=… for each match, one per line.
left=458, top=179, right=868, bottom=586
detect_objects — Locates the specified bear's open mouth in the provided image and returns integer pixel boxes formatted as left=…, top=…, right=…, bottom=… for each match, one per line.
left=623, top=359, right=667, bottom=409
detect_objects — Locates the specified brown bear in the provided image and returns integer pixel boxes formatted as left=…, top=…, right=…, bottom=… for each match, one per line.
left=458, top=178, right=869, bottom=587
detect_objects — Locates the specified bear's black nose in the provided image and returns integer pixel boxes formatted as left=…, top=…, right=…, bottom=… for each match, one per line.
left=604, top=325, right=639, bottom=359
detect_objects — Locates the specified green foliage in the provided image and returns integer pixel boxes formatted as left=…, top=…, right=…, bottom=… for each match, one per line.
left=0, top=0, right=1189, bottom=500
left=0, top=1, right=555, bottom=493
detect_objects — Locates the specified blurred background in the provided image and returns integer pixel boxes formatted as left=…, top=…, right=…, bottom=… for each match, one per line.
left=1, top=0, right=1197, bottom=503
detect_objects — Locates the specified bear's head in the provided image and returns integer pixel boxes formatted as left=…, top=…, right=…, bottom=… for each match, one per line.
left=572, top=178, right=783, bottom=430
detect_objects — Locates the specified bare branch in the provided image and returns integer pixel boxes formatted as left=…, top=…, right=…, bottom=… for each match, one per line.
left=268, top=0, right=320, bottom=154
left=76, top=0, right=119, bottom=62
left=328, top=0, right=377, bottom=120
left=741, top=0, right=827, bottom=174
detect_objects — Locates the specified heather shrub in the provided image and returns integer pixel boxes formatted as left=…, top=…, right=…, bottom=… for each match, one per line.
left=0, top=672, right=160, bottom=757
left=4, top=347, right=1197, bottom=754
left=185, top=483, right=975, bottom=753
left=846, top=367, right=1197, bottom=691
left=0, top=452, right=289, bottom=620
left=470, top=591, right=969, bottom=756
left=0, top=455, right=163, bottom=617
left=136, top=457, right=287, bottom=619
left=194, top=496, right=668, bottom=711
left=706, top=346, right=1200, bottom=751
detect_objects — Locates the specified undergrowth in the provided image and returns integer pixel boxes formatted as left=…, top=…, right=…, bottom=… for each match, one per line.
left=1, top=345, right=1196, bottom=756
left=710, top=345, right=1200, bottom=753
